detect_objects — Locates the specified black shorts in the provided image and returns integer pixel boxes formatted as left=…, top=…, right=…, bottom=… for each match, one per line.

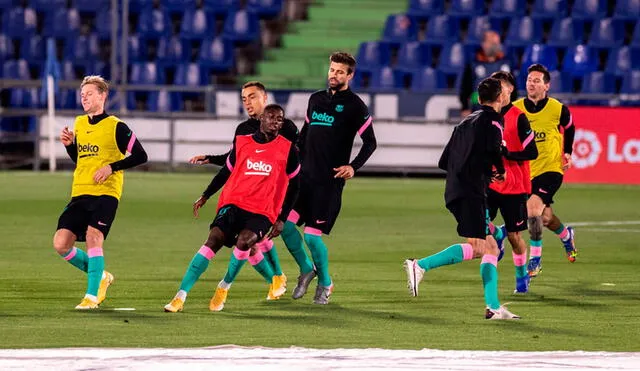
left=56, top=195, right=119, bottom=241
left=487, top=189, right=528, bottom=233
left=289, top=177, right=344, bottom=235
left=210, top=204, right=273, bottom=247
left=531, top=172, right=563, bottom=205
left=446, top=197, right=489, bottom=239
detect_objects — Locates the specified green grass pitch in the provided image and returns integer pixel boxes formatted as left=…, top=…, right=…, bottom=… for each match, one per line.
left=1, top=172, right=639, bottom=350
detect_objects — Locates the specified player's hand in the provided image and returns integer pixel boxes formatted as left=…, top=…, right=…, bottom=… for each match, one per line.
left=60, top=126, right=74, bottom=146
left=491, top=171, right=506, bottom=183
left=333, top=165, right=354, bottom=180
left=189, top=155, right=209, bottom=165
left=93, top=165, right=113, bottom=184
left=562, top=153, right=573, bottom=170
left=267, top=220, right=285, bottom=239
left=193, top=196, right=207, bottom=218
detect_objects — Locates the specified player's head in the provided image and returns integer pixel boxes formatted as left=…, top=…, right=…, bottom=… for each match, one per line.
left=259, top=104, right=285, bottom=138
left=80, top=75, right=108, bottom=115
left=241, top=81, right=268, bottom=118
left=328, top=52, right=356, bottom=92
left=477, top=77, right=503, bottom=107
left=481, top=30, right=502, bottom=58
left=526, top=63, right=550, bottom=100
left=490, top=71, right=517, bottom=104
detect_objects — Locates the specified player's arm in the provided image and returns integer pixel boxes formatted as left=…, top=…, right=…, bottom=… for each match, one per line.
left=282, top=118, right=300, bottom=144
left=202, top=150, right=231, bottom=166
left=61, top=126, right=78, bottom=163
left=201, top=141, right=236, bottom=200
left=297, top=104, right=311, bottom=157
left=348, top=113, right=377, bottom=172
left=503, top=113, right=538, bottom=161
left=559, top=104, right=576, bottom=169
left=269, top=146, right=301, bottom=239
left=438, top=136, right=452, bottom=171
left=110, top=122, right=148, bottom=171
left=458, top=63, right=473, bottom=112
left=486, top=119, right=505, bottom=176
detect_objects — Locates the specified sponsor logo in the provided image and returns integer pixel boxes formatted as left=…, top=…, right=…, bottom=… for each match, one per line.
left=245, top=159, right=273, bottom=176
left=335, top=104, right=344, bottom=112
left=255, top=149, right=266, bottom=153
left=310, top=111, right=335, bottom=126
left=97, top=221, right=107, bottom=226
left=78, top=142, right=100, bottom=158
left=572, top=129, right=602, bottom=169
left=315, top=220, right=327, bottom=224
left=534, top=131, right=546, bottom=142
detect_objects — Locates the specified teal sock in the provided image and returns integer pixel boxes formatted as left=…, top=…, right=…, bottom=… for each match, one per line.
left=480, top=257, right=500, bottom=310
left=222, top=253, right=246, bottom=284
left=281, top=221, right=314, bottom=274
left=512, top=252, right=528, bottom=278
left=417, top=243, right=471, bottom=271
left=86, top=247, right=105, bottom=297
left=530, top=239, right=542, bottom=258
left=304, top=233, right=331, bottom=286
left=515, top=265, right=528, bottom=278
left=493, top=226, right=504, bottom=240
left=249, top=250, right=274, bottom=283
left=553, top=223, right=565, bottom=235
left=179, top=245, right=215, bottom=292
left=264, top=244, right=283, bottom=276
left=61, top=247, right=88, bottom=272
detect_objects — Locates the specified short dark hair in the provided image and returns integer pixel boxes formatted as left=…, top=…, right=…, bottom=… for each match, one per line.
left=477, top=77, right=502, bottom=104
left=490, top=71, right=518, bottom=101
left=263, top=103, right=284, bottom=116
left=329, top=52, right=356, bottom=74
left=242, top=81, right=267, bottom=93
left=527, top=63, right=551, bottom=83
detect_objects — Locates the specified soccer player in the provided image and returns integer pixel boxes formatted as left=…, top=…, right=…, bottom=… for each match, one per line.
left=486, top=71, right=538, bottom=294
left=54, top=75, right=148, bottom=309
left=189, top=81, right=299, bottom=298
left=281, top=52, right=377, bottom=305
left=164, top=104, right=300, bottom=312
left=513, top=64, right=577, bottom=277
left=404, top=77, right=520, bottom=320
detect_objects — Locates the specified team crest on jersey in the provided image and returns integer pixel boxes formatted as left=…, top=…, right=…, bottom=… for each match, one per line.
left=245, top=159, right=272, bottom=176
left=335, top=104, right=344, bottom=112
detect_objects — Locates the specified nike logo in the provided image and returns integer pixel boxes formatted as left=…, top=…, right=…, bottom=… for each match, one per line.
left=538, top=188, right=548, bottom=194
left=315, top=220, right=326, bottom=224
left=97, top=221, right=108, bottom=226
left=516, top=221, right=525, bottom=226
left=127, top=131, right=132, bottom=137
left=255, top=149, right=266, bottom=153
left=86, top=131, right=94, bottom=134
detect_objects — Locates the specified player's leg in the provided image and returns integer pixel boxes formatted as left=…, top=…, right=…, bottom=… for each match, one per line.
left=546, top=211, right=577, bottom=262
left=486, top=190, right=506, bottom=261
left=54, top=198, right=88, bottom=273
left=526, top=193, right=545, bottom=277
left=502, top=194, right=530, bottom=293
left=481, top=235, right=520, bottom=320
left=281, top=186, right=315, bottom=276
left=257, top=239, right=287, bottom=298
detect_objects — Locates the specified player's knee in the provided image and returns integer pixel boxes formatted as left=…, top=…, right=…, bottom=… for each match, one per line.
left=281, top=221, right=296, bottom=237
left=52, top=231, right=73, bottom=255
left=528, top=216, right=543, bottom=240
left=303, top=233, right=321, bottom=247
left=204, top=228, right=225, bottom=250
left=85, top=228, right=104, bottom=248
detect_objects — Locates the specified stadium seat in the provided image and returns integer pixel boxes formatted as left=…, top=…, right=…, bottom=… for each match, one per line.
left=246, top=0, right=283, bottom=19
left=521, top=44, right=558, bottom=71
left=31, top=0, right=66, bottom=14
left=604, top=47, right=634, bottom=77
left=43, top=8, right=80, bottom=39
left=163, top=0, right=192, bottom=13
left=95, top=9, right=116, bottom=39
left=465, top=16, right=498, bottom=44
left=396, top=41, right=432, bottom=74
left=613, top=0, right=640, bottom=21
left=588, top=18, right=624, bottom=49
left=90, top=60, right=120, bottom=81
left=174, top=62, right=204, bottom=86
left=631, top=21, right=640, bottom=47
left=505, top=16, right=543, bottom=47
left=138, top=7, right=171, bottom=39
left=449, top=0, right=485, bottom=20
left=0, top=0, right=14, bottom=10
left=222, top=10, right=260, bottom=44
left=129, top=61, right=165, bottom=84
left=423, top=14, right=457, bottom=45
left=0, top=33, right=15, bottom=63
left=199, top=37, right=235, bottom=73
left=382, top=14, right=418, bottom=44
left=620, top=70, right=640, bottom=93
left=547, top=18, right=584, bottom=47
left=407, top=0, right=445, bottom=19
left=356, top=41, right=391, bottom=72
left=203, top=0, right=239, bottom=17
left=157, top=35, right=186, bottom=66
left=180, top=8, right=212, bottom=40
left=571, top=0, right=607, bottom=21
left=64, top=33, right=99, bottom=64
left=437, top=42, right=465, bottom=76
left=410, top=66, right=446, bottom=92
left=370, top=66, right=403, bottom=91
left=3, top=59, right=38, bottom=107
left=147, top=90, right=172, bottom=112
left=489, top=0, right=526, bottom=20
left=21, top=34, right=45, bottom=65
left=531, top=0, right=567, bottom=20
left=581, top=71, right=616, bottom=93
left=2, top=7, right=37, bottom=38
left=74, top=0, right=110, bottom=13
left=547, top=70, right=571, bottom=93
left=562, top=45, right=598, bottom=78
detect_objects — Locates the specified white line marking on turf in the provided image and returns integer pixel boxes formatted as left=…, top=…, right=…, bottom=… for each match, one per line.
left=570, top=221, right=640, bottom=227
left=601, top=283, right=616, bottom=286
left=112, top=308, right=136, bottom=311
left=581, top=228, right=640, bottom=233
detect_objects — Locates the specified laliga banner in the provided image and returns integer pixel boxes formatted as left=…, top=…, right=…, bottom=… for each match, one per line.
left=565, top=107, right=640, bottom=185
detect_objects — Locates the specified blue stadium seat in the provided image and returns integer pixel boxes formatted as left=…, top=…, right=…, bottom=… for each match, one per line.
left=127, top=0, right=153, bottom=14
left=588, top=18, right=624, bottom=49
left=620, top=70, right=640, bottom=93
left=3, top=59, right=38, bottom=107
left=505, top=16, right=543, bottom=47
left=246, top=0, right=283, bottom=19
left=174, top=62, right=205, bottom=86
left=411, top=66, right=446, bottom=92
left=157, top=35, right=186, bottom=66
left=2, top=7, right=37, bottom=38
left=199, top=37, right=235, bottom=73
left=449, top=0, right=485, bottom=20
left=424, top=14, right=457, bottom=45
left=21, top=34, right=45, bottom=64
left=356, top=41, right=391, bottom=72
left=407, top=0, right=445, bottom=19
left=571, top=0, right=607, bottom=21
left=163, top=0, right=192, bottom=13
left=95, top=9, right=117, bottom=39
left=396, top=41, right=431, bottom=74
left=180, top=7, right=212, bottom=40
left=437, top=42, right=465, bottom=76
left=562, top=45, right=598, bottom=78
left=466, top=16, right=499, bottom=44
left=0, top=0, right=15, bottom=10
left=138, top=7, right=171, bottom=39
left=127, top=34, right=145, bottom=62
left=147, top=90, right=172, bottom=112
left=531, top=0, right=567, bottom=20
left=613, top=0, right=640, bottom=21
left=222, top=10, right=260, bottom=44
left=91, top=60, right=120, bottom=81
left=547, top=18, right=584, bottom=47
left=382, top=14, right=418, bottom=44
left=0, top=33, right=15, bottom=62
left=64, top=33, right=99, bottom=64
left=521, top=44, right=558, bottom=71
left=604, top=47, right=634, bottom=77
left=203, top=0, right=239, bottom=17
left=631, top=21, right=640, bottom=47
left=489, top=0, right=526, bottom=20
left=129, top=62, right=165, bottom=84
left=370, top=66, right=403, bottom=91
left=547, top=70, right=571, bottom=93
left=31, top=0, right=66, bottom=14
left=581, top=71, right=615, bottom=93
left=43, top=8, right=80, bottom=39
left=74, top=0, right=110, bottom=13
left=58, top=61, right=79, bottom=109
